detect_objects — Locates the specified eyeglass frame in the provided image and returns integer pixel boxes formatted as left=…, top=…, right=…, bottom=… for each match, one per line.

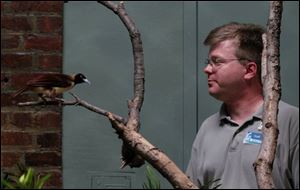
left=204, top=57, right=251, bottom=69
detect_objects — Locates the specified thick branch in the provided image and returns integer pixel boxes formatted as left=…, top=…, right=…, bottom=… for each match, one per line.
left=107, top=113, right=198, bottom=189
left=98, top=1, right=145, bottom=170
left=98, top=1, right=118, bottom=13
left=261, top=33, right=268, bottom=83
left=254, top=1, right=282, bottom=189
left=99, top=1, right=145, bottom=132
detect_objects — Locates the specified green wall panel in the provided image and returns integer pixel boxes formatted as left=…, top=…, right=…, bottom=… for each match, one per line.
left=63, top=1, right=298, bottom=189
left=63, top=1, right=197, bottom=188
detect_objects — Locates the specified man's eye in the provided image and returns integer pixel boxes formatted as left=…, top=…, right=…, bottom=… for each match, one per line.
left=214, top=58, right=224, bottom=63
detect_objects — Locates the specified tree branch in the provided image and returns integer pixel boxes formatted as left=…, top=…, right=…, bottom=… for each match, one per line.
left=99, top=1, right=145, bottom=132
left=107, top=113, right=198, bottom=189
left=17, top=92, right=127, bottom=124
left=254, top=1, right=282, bottom=189
left=98, top=0, right=146, bottom=170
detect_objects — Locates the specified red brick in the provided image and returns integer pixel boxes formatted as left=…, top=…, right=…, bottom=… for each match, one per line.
left=1, top=1, right=4, bottom=11
left=24, top=35, right=62, bottom=51
left=1, top=53, right=33, bottom=69
left=1, top=35, right=20, bottom=49
left=25, top=152, right=61, bottom=166
left=1, top=131, right=32, bottom=146
left=1, top=72, right=10, bottom=82
left=37, top=133, right=61, bottom=149
left=11, top=1, right=63, bottom=13
left=1, top=1, right=10, bottom=13
left=37, top=16, right=62, bottom=33
left=38, top=55, right=62, bottom=70
left=1, top=93, right=15, bottom=107
left=1, top=112, right=9, bottom=127
left=35, top=112, right=62, bottom=130
left=1, top=2, right=63, bottom=189
left=1, top=93, right=37, bottom=107
left=1, top=16, right=32, bottom=32
left=1, top=152, right=22, bottom=167
left=12, top=112, right=34, bottom=129
left=1, top=72, right=10, bottom=90
left=44, top=171, right=62, bottom=188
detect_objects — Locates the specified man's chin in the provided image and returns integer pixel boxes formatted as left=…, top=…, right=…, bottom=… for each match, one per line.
left=208, top=90, right=222, bottom=100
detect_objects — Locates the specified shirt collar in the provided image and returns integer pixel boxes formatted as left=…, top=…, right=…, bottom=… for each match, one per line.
left=219, top=103, right=229, bottom=121
left=219, top=103, right=264, bottom=125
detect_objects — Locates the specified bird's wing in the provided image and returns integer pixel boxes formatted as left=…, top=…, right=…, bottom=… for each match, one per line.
left=12, top=86, right=29, bottom=98
left=27, top=74, right=73, bottom=88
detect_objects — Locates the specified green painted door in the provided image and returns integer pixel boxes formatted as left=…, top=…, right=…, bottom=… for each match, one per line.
left=63, top=1, right=298, bottom=189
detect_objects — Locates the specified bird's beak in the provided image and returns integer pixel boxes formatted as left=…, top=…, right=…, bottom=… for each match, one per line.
left=83, top=78, right=91, bottom=85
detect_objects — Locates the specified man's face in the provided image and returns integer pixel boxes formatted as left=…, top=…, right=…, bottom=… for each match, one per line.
left=203, top=39, right=248, bottom=102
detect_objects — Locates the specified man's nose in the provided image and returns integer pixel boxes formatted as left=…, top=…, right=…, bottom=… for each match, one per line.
left=203, top=64, right=213, bottom=74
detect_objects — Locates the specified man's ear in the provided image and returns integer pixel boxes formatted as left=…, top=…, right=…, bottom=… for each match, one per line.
left=244, top=62, right=258, bottom=80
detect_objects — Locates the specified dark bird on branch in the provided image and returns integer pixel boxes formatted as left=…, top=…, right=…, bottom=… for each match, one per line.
left=12, top=73, right=90, bottom=99
left=121, top=143, right=145, bottom=169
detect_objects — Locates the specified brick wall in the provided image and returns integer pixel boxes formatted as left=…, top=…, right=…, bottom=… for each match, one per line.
left=1, top=1, right=63, bottom=188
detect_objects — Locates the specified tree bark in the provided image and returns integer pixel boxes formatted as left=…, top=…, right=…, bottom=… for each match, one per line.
left=254, top=1, right=283, bottom=189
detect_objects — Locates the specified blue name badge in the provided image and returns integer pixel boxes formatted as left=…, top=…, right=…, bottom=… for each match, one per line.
left=243, top=131, right=263, bottom=144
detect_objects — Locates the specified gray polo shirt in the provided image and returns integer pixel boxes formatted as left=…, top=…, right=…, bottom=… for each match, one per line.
left=186, top=101, right=299, bottom=189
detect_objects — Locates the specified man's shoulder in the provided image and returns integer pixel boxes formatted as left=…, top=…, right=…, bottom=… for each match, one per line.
left=278, top=101, right=299, bottom=116
left=201, top=112, right=220, bottom=128
left=277, top=101, right=299, bottom=151
left=279, top=100, right=298, bottom=109
left=277, top=101, right=298, bottom=137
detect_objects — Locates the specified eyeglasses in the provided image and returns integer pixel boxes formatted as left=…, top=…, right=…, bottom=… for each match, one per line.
left=205, top=57, right=250, bottom=69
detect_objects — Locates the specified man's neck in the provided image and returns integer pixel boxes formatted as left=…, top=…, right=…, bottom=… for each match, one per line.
left=224, top=94, right=264, bottom=125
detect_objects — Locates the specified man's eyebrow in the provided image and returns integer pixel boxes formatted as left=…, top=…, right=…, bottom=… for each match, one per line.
left=210, top=56, right=223, bottom=60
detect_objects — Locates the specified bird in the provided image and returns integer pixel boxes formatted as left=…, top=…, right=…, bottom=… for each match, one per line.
left=12, top=73, right=90, bottom=99
left=120, top=143, right=145, bottom=169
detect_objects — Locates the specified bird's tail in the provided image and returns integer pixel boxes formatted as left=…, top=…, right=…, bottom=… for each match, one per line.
left=12, top=87, right=28, bottom=98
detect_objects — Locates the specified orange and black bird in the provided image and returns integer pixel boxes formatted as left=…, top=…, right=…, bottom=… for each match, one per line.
left=13, top=73, right=90, bottom=99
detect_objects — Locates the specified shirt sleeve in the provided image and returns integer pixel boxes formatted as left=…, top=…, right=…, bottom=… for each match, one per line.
left=289, top=105, right=299, bottom=189
left=185, top=146, right=200, bottom=188
left=291, top=143, right=299, bottom=189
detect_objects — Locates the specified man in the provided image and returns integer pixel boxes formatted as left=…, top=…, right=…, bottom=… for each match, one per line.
left=186, top=22, right=299, bottom=189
